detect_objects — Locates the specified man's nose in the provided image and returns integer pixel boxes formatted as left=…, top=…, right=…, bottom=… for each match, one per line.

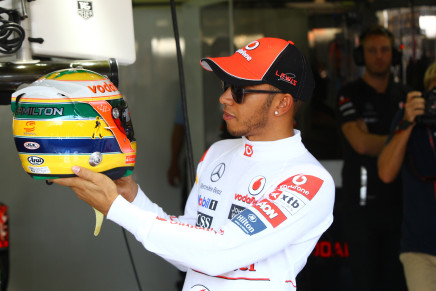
left=219, top=88, right=234, bottom=105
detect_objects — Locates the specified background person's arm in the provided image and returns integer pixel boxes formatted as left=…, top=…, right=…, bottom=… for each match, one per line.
left=341, top=119, right=387, bottom=156
left=378, top=91, right=424, bottom=183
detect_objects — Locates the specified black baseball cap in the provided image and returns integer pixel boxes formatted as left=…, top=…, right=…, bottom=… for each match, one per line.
left=200, top=37, right=315, bottom=102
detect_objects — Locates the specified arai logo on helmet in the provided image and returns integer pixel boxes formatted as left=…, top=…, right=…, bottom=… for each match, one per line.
left=24, top=142, right=40, bottom=150
left=27, top=156, right=44, bottom=166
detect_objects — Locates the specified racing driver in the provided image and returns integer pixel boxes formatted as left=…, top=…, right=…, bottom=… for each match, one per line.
left=54, top=37, right=335, bottom=291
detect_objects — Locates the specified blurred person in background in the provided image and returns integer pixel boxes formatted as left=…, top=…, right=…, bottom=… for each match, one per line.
left=378, top=62, right=436, bottom=291
left=337, top=25, right=409, bottom=291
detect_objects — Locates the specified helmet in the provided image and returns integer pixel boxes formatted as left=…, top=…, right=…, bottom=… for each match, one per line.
left=11, top=68, right=136, bottom=180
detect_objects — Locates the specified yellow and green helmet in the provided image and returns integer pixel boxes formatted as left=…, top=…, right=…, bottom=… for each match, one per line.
left=11, top=68, right=136, bottom=180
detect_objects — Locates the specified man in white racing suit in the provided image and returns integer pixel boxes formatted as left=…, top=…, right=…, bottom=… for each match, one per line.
left=54, top=37, right=335, bottom=291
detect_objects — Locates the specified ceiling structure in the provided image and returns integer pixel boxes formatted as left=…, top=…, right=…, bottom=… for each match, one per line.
left=130, top=0, right=436, bottom=32
left=131, top=0, right=436, bottom=10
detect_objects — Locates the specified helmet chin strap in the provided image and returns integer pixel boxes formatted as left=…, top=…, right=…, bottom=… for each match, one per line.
left=93, top=208, right=104, bottom=236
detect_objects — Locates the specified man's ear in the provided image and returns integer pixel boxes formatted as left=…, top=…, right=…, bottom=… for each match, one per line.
left=275, top=93, right=294, bottom=115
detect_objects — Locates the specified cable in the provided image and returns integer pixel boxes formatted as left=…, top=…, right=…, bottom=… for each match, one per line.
left=122, top=228, right=143, bottom=291
left=120, top=4, right=195, bottom=291
left=170, top=0, right=196, bottom=188
left=0, top=8, right=25, bottom=54
left=0, top=21, right=25, bottom=54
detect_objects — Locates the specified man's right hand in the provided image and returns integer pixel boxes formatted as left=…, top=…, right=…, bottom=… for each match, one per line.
left=404, top=91, right=425, bottom=123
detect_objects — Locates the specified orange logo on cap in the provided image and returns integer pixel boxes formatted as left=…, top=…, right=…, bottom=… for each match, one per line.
left=245, top=41, right=260, bottom=50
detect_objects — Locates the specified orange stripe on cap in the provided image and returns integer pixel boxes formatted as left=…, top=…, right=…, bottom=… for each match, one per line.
left=201, top=38, right=289, bottom=81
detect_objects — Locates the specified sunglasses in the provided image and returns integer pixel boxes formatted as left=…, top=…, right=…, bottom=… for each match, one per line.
left=222, top=82, right=282, bottom=104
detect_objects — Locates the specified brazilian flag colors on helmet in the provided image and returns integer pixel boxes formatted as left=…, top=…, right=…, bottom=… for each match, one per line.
left=200, top=37, right=315, bottom=102
left=11, top=68, right=136, bottom=180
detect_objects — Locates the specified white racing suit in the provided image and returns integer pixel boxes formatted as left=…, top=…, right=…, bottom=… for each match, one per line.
left=108, top=130, right=335, bottom=291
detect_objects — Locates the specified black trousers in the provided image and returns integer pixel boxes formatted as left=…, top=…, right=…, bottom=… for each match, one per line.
left=344, top=205, right=407, bottom=291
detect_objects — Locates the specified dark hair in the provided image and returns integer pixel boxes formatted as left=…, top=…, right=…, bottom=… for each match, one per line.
left=353, top=25, right=401, bottom=66
left=360, top=25, right=395, bottom=47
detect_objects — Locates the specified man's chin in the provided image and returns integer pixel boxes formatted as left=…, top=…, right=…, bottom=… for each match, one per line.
left=368, top=69, right=390, bottom=78
left=227, top=128, right=244, bottom=137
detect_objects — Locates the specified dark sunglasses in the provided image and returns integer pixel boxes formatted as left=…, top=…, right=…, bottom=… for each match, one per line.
left=222, top=82, right=282, bottom=104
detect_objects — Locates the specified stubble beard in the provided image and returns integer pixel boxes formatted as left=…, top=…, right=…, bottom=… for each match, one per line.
left=366, top=60, right=392, bottom=79
left=367, top=67, right=390, bottom=79
left=226, top=96, right=273, bottom=137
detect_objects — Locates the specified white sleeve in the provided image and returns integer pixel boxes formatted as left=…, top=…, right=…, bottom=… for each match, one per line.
left=130, top=184, right=198, bottom=226
left=130, top=186, right=170, bottom=219
left=107, top=172, right=335, bottom=276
